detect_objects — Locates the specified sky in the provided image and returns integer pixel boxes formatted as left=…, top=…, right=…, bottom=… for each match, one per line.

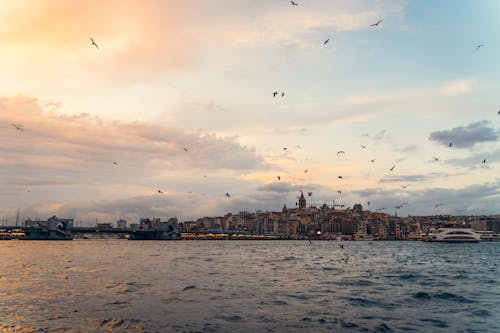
left=1, top=0, right=499, bottom=224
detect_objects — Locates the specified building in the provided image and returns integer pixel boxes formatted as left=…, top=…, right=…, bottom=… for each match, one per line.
left=116, top=219, right=127, bottom=229
left=298, top=192, right=306, bottom=209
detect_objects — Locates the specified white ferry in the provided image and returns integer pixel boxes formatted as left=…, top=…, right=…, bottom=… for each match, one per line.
left=422, top=228, right=481, bottom=243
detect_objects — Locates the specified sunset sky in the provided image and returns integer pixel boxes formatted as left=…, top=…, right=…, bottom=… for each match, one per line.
left=1, top=0, right=499, bottom=223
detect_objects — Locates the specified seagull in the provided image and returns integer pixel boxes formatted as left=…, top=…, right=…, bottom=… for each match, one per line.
left=433, top=156, right=439, bottom=162
left=448, top=142, right=453, bottom=148
left=90, top=37, right=99, bottom=49
left=112, top=161, right=118, bottom=166
left=290, top=1, right=298, bottom=6
left=11, top=123, right=24, bottom=131
left=370, top=19, right=382, bottom=27
left=277, top=176, right=281, bottom=181
left=273, top=91, right=278, bottom=97
left=226, top=193, right=230, bottom=198
left=323, top=38, right=330, bottom=45
left=296, top=145, right=302, bottom=149
left=435, top=203, right=444, bottom=208
left=283, top=147, right=288, bottom=151
left=476, top=44, right=484, bottom=51
left=157, top=190, right=164, bottom=194
left=304, top=169, right=308, bottom=173
left=307, top=192, right=312, bottom=196
left=281, top=92, right=285, bottom=97
left=482, top=159, right=486, bottom=164
left=337, top=151, right=345, bottom=156
left=401, top=184, right=409, bottom=189
left=338, top=176, right=343, bottom=179
left=370, top=159, right=376, bottom=163
left=183, top=147, right=188, bottom=152
left=395, top=205, right=403, bottom=210
left=337, top=190, right=342, bottom=194
left=361, top=145, right=367, bottom=149
left=390, top=165, right=396, bottom=171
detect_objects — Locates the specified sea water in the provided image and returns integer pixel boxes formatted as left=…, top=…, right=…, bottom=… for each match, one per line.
left=0, top=240, right=498, bottom=332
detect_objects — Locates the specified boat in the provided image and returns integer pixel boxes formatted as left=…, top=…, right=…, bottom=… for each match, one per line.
left=422, top=228, right=481, bottom=243
left=128, top=229, right=180, bottom=240
left=0, top=230, right=12, bottom=240
left=21, top=216, right=73, bottom=240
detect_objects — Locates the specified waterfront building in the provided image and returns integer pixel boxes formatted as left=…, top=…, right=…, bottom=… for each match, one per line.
left=116, top=219, right=127, bottom=229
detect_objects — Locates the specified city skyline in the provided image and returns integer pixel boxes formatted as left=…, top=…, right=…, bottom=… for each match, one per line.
left=1, top=1, right=499, bottom=222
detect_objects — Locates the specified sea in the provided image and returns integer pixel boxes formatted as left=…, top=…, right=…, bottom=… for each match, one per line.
left=0, top=240, right=498, bottom=332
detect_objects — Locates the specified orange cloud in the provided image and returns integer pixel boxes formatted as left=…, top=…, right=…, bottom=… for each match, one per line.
left=0, top=95, right=266, bottom=173
left=0, top=1, right=196, bottom=84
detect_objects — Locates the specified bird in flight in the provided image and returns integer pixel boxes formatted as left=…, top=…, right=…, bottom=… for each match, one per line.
left=448, top=142, right=453, bottom=148
left=337, top=150, right=345, bottom=156
left=361, top=145, right=367, bottom=149
left=90, top=37, right=99, bottom=49
left=323, top=38, right=330, bottom=45
left=277, top=176, right=281, bottom=181
left=281, top=92, right=285, bottom=97
left=226, top=193, right=230, bottom=198
left=283, top=147, right=288, bottom=151
left=390, top=165, right=396, bottom=171
left=337, top=190, right=342, bottom=194
left=183, top=147, right=189, bottom=152
left=290, top=1, right=298, bottom=6
left=157, top=189, right=164, bottom=194
left=296, top=145, right=302, bottom=149
left=112, top=161, right=118, bottom=166
left=434, top=203, right=444, bottom=208
left=482, top=159, right=486, bottom=164
left=497, top=110, right=500, bottom=115
left=304, top=169, right=308, bottom=173
left=370, top=159, right=376, bottom=163
left=476, top=44, right=484, bottom=51
left=433, top=156, right=439, bottom=162
left=307, top=192, right=312, bottom=196
left=401, top=184, right=409, bottom=189
left=370, top=19, right=382, bottom=27
left=367, top=201, right=370, bottom=206
left=11, top=123, right=24, bottom=131
left=338, top=176, right=343, bottom=179
left=273, top=92, right=278, bottom=97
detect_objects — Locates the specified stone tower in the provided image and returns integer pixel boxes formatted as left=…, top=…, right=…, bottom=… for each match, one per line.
left=298, top=192, right=306, bottom=209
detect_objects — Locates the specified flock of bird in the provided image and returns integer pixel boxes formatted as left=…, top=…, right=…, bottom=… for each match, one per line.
left=9, top=3, right=499, bottom=216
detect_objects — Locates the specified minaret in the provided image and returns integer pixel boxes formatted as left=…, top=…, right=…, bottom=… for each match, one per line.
left=298, top=192, right=306, bottom=209
left=282, top=204, right=287, bottom=213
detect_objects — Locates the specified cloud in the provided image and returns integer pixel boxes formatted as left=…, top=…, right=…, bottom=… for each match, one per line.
left=439, top=79, right=476, bottom=96
left=0, top=1, right=197, bottom=84
left=379, top=173, right=447, bottom=183
left=0, top=96, right=266, bottom=172
left=444, top=148, right=500, bottom=169
left=257, top=182, right=304, bottom=193
left=429, top=121, right=499, bottom=148
left=395, top=144, right=421, bottom=153
left=355, top=179, right=500, bottom=215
